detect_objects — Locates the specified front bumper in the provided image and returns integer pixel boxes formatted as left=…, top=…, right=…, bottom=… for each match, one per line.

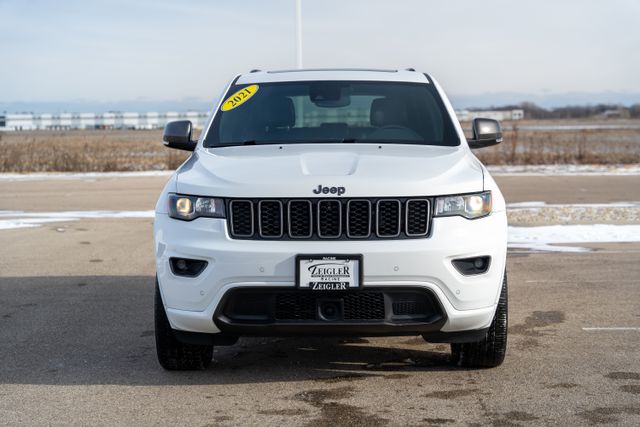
left=154, top=211, right=507, bottom=335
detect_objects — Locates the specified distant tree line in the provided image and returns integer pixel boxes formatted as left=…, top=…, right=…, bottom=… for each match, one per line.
left=473, top=102, right=640, bottom=119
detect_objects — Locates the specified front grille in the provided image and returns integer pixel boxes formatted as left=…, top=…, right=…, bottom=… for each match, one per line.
left=288, top=200, right=313, bottom=238
left=258, top=200, right=283, bottom=238
left=227, top=197, right=432, bottom=240
left=274, top=292, right=385, bottom=321
left=218, top=288, right=442, bottom=325
left=376, top=200, right=401, bottom=237
left=317, top=200, right=341, bottom=238
left=229, top=200, right=253, bottom=237
left=275, top=293, right=316, bottom=320
left=406, top=199, right=430, bottom=236
left=390, top=292, right=434, bottom=317
left=393, top=300, right=428, bottom=315
left=342, top=292, right=385, bottom=320
left=347, top=200, right=371, bottom=238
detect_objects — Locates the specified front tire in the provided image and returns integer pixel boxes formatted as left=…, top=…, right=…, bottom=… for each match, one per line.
left=155, top=279, right=213, bottom=370
left=451, top=271, right=508, bottom=368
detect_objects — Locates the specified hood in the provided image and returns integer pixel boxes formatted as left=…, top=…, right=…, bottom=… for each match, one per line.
left=175, top=144, right=483, bottom=198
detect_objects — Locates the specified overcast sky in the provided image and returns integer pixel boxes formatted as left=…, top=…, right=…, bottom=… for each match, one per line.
left=1, top=0, right=639, bottom=110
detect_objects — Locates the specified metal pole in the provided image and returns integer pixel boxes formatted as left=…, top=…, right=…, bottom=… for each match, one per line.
left=295, top=0, right=303, bottom=69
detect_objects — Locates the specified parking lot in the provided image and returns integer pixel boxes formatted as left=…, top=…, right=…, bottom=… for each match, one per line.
left=1, top=174, right=639, bottom=426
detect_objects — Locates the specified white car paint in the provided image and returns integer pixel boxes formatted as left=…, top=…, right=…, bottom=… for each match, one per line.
left=154, top=68, right=507, bottom=337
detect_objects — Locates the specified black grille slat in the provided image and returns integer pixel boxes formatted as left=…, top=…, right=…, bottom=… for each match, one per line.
left=276, top=291, right=385, bottom=321
left=406, top=199, right=430, bottom=236
left=343, top=292, right=385, bottom=320
left=258, top=200, right=283, bottom=238
left=228, top=198, right=432, bottom=240
left=347, top=200, right=371, bottom=238
left=276, top=294, right=316, bottom=320
left=229, top=200, right=253, bottom=237
left=393, top=300, right=428, bottom=315
left=288, top=200, right=313, bottom=238
left=317, top=200, right=342, bottom=238
left=376, top=200, right=401, bottom=237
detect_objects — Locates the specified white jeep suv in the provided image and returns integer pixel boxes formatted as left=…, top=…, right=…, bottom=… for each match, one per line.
left=154, top=68, right=508, bottom=370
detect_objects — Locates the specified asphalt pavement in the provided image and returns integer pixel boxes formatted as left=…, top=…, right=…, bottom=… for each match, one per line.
left=0, top=175, right=639, bottom=426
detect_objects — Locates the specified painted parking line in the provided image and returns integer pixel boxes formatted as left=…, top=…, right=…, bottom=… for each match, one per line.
left=582, top=327, right=640, bottom=331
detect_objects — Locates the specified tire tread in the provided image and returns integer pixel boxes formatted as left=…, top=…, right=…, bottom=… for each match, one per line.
left=155, top=280, right=213, bottom=370
left=450, top=271, right=508, bottom=368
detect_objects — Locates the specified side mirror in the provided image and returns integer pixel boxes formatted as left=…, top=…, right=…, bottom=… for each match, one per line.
left=163, top=120, right=196, bottom=151
left=467, top=118, right=503, bottom=149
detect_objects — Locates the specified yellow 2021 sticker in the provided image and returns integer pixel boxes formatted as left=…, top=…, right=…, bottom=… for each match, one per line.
left=221, top=84, right=259, bottom=111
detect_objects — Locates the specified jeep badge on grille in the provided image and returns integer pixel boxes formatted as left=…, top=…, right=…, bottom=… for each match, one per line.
left=313, top=185, right=346, bottom=196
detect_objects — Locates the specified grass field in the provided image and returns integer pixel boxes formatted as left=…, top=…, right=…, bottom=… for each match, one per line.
left=0, top=120, right=639, bottom=172
left=0, top=129, right=190, bottom=172
left=472, top=120, right=640, bottom=165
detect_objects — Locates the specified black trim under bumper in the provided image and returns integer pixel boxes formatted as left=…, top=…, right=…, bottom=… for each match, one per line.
left=213, top=321, right=446, bottom=337
left=173, top=327, right=489, bottom=345
left=422, top=328, right=489, bottom=344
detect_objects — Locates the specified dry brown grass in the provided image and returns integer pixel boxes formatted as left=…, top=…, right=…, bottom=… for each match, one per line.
left=470, top=121, right=640, bottom=165
left=0, top=121, right=638, bottom=172
left=0, top=129, right=190, bottom=172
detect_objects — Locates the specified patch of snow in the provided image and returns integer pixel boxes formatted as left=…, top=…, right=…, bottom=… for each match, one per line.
left=508, top=224, right=640, bottom=252
left=0, top=210, right=155, bottom=219
left=0, top=210, right=154, bottom=230
left=0, top=217, right=79, bottom=230
left=508, top=242, right=590, bottom=253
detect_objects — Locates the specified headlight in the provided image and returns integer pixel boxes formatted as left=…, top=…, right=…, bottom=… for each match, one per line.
left=434, top=191, right=492, bottom=219
left=168, top=194, right=226, bottom=220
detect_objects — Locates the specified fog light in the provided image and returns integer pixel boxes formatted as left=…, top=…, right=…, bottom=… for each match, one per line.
left=170, top=257, right=208, bottom=277
left=176, top=259, right=188, bottom=271
left=452, top=256, right=491, bottom=275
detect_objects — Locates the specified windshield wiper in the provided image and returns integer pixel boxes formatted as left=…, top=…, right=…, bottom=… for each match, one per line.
left=214, top=139, right=362, bottom=147
left=215, top=140, right=261, bottom=147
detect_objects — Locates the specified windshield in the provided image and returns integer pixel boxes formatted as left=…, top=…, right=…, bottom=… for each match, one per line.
left=204, top=80, right=459, bottom=147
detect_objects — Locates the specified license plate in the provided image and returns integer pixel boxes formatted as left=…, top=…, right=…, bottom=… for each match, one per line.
left=296, top=254, right=363, bottom=290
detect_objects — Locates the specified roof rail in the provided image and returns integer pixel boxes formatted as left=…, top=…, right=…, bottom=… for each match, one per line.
left=249, top=69, right=261, bottom=73
left=405, top=68, right=416, bottom=72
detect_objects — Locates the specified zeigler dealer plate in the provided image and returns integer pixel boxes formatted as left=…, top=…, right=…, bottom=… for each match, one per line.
left=296, top=255, right=363, bottom=290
